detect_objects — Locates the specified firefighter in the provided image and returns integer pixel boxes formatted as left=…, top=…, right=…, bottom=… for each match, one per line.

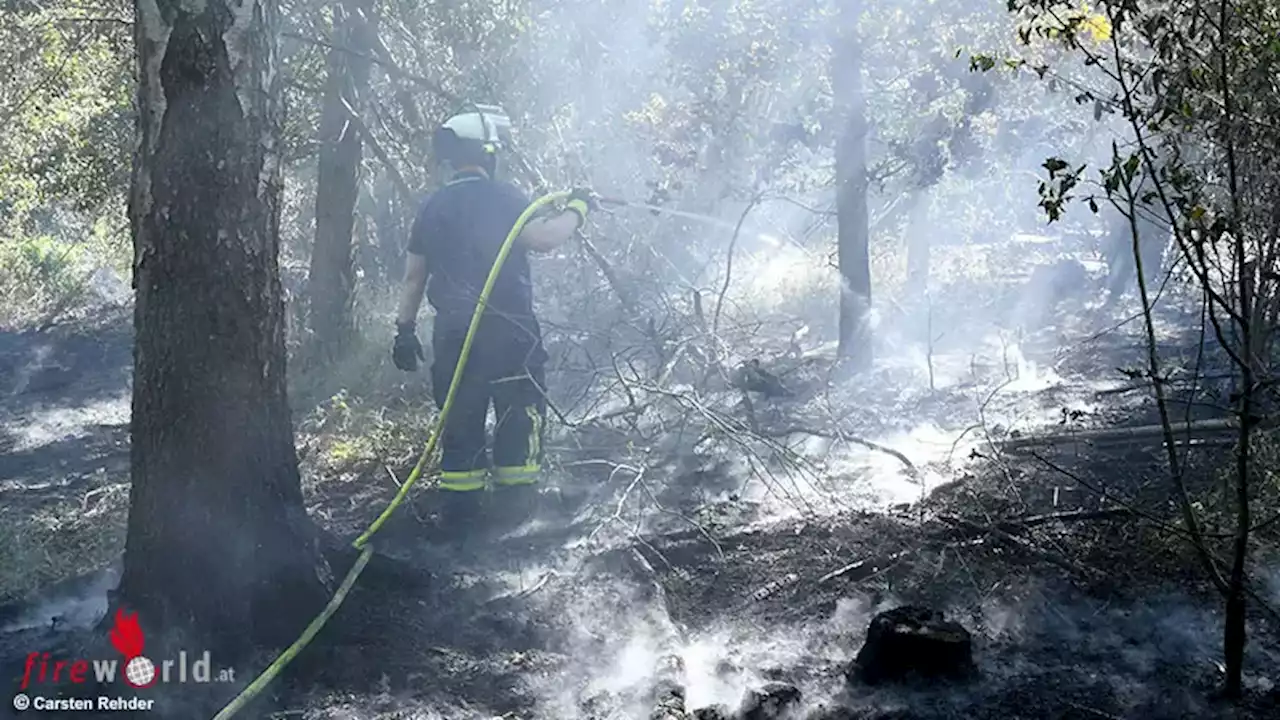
left=392, top=105, right=595, bottom=529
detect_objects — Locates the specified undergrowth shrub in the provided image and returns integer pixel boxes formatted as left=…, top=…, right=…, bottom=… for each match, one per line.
left=0, top=219, right=129, bottom=330
left=0, top=236, right=83, bottom=327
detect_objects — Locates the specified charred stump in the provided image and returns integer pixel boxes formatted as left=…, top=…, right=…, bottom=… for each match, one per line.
left=737, top=681, right=803, bottom=720
left=649, top=653, right=689, bottom=719
left=692, top=704, right=733, bottom=720
left=850, top=605, right=975, bottom=685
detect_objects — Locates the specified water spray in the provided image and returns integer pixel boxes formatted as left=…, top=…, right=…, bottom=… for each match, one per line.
left=597, top=196, right=740, bottom=232
left=597, top=196, right=801, bottom=254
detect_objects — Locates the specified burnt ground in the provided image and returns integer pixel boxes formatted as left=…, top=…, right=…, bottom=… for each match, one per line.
left=3, top=246, right=1280, bottom=719
left=0, top=312, right=130, bottom=610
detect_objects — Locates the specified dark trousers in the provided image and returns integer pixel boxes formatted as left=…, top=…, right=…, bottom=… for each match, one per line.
left=430, top=325, right=547, bottom=491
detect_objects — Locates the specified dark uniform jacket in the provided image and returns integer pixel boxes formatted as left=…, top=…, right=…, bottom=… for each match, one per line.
left=407, top=170, right=544, bottom=359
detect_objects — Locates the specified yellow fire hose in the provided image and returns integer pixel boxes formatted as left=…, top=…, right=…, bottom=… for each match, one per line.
left=211, top=190, right=571, bottom=720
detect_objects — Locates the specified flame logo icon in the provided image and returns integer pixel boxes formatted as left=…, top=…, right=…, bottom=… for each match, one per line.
left=109, top=609, right=156, bottom=688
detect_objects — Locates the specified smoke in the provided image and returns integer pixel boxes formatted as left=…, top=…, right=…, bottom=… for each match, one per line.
left=519, top=577, right=1276, bottom=720
left=3, top=392, right=130, bottom=452
left=85, top=266, right=130, bottom=307
left=5, top=343, right=52, bottom=397
left=539, top=0, right=1131, bottom=371
left=522, top=572, right=886, bottom=720
left=969, top=587, right=1280, bottom=713
left=523, top=569, right=686, bottom=719
left=0, top=561, right=119, bottom=633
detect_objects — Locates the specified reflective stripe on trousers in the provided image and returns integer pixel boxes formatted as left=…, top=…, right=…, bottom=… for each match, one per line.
left=438, top=468, right=486, bottom=491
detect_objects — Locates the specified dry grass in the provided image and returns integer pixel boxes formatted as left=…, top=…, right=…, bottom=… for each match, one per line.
left=0, top=478, right=128, bottom=604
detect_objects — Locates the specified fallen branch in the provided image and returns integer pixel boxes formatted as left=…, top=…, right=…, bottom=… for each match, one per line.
left=999, top=508, right=1133, bottom=529
left=578, top=401, right=652, bottom=426
left=586, top=464, right=647, bottom=546
left=1066, top=703, right=1124, bottom=720
left=816, top=539, right=987, bottom=587
left=632, top=463, right=726, bottom=561
left=1093, top=372, right=1233, bottom=396
left=750, top=572, right=800, bottom=601
left=1000, top=418, right=1244, bottom=453
left=636, top=382, right=823, bottom=482
left=765, top=425, right=918, bottom=479
left=484, top=570, right=556, bottom=605
left=818, top=550, right=912, bottom=585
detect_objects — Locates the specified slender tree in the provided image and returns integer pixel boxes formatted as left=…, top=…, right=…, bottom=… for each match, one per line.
left=306, top=0, right=374, bottom=363
left=120, top=0, right=328, bottom=655
left=833, top=0, right=872, bottom=369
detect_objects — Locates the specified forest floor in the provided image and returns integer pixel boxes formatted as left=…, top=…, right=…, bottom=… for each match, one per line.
left=2, top=234, right=1280, bottom=719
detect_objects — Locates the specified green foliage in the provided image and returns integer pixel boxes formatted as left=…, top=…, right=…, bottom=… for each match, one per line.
left=0, top=2, right=133, bottom=327
left=1007, top=0, right=1280, bottom=289
left=0, top=237, right=83, bottom=323
left=1037, top=156, right=1086, bottom=221
left=0, top=5, right=132, bottom=237
left=297, top=385, right=437, bottom=478
left=0, top=218, right=129, bottom=328
left=11, top=236, right=81, bottom=280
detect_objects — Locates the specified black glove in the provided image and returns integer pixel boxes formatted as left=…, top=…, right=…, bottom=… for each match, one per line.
left=565, top=187, right=599, bottom=226
left=392, top=322, right=425, bottom=371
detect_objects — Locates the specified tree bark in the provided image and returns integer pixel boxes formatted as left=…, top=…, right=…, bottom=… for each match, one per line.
left=306, top=0, right=373, bottom=364
left=834, top=3, right=872, bottom=369
left=369, top=175, right=405, bottom=284
left=904, top=191, right=931, bottom=297
left=121, top=0, right=328, bottom=658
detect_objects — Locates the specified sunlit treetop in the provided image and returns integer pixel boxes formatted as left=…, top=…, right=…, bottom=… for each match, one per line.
left=1015, top=1, right=1113, bottom=47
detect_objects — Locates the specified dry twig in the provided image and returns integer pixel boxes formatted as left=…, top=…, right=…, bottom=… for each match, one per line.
left=937, top=514, right=1103, bottom=582
left=764, top=425, right=919, bottom=479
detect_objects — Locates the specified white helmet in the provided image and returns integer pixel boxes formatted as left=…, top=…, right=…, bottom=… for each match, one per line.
left=439, top=104, right=512, bottom=150
left=434, top=104, right=513, bottom=177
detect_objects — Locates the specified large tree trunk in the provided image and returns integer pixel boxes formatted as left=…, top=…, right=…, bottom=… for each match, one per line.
left=121, top=0, right=328, bottom=658
left=306, top=0, right=373, bottom=364
left=834, top=3, right=872, bottom=369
